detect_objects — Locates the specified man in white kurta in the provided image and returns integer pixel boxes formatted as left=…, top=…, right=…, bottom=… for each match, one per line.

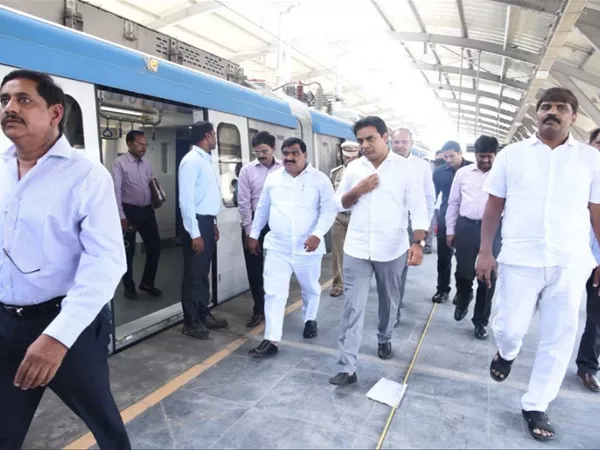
left=247, top=137, right=336, bottom=357
left=477, top=87, right=600, bottom=441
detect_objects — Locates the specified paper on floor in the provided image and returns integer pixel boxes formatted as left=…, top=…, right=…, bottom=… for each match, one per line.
left=366, top=378, right=407, bottom=408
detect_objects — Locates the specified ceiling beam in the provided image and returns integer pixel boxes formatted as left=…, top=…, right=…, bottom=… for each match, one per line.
left=426, top=84, right=521, bottom=106
left=488, top=0, right=562, bottom=13
left=505, top=0, right=588, bottom=143
left=451, top=112, right=511, bottom=129
left=578, top=24, right=600, bottom=53
left=445, top=104, right=514, bottom=125
left=229, top=48, right=275, bottom=63
left=144, top=1, right=221, bottom=30
left=412, top=63, right=528, bottom=90
left=553, top=71, right=600, bottom=125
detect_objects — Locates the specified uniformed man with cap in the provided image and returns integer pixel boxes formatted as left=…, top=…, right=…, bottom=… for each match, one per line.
left=329, top=141, right=360, bottom=297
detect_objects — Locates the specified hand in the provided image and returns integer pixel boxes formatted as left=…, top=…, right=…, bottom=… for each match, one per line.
left=446, top=235, right=455, bottom=248
left=594, top=265, right=600, bottom=292
left=407, top=243, right=424, bottom=266
left=476, top=251, right=497, bottom=288
left=120, top=218, right=128, bottom=232
left=304, top=235, right=321, bottom=252
left=247, top=237, right=260, bottom=255
left=355, top=174, right=379, bottom=195
left=14, top=334, right=68, bottom=390
left=191, top=237, right=204, bottom=254
left=214, top=225, right=220, bottom=242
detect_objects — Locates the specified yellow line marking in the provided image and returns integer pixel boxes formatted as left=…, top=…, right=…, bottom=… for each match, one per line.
left=375, top=302, right=438, bottom=450
left=63, top=278, right=333, bottom=450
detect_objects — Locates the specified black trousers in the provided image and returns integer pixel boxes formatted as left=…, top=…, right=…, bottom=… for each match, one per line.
left=242, top=224, right=269, bottom=315
left=122, top=204, right=161, bottom=291
left=0, top=305, right=130, bottom=450
left=454, top=216, right=502, bottom=327
left=576, top=271, right=600, bottom=375
left=436, top=212, right=454, bottom=294
left=181, top=215, right=215, bottom=326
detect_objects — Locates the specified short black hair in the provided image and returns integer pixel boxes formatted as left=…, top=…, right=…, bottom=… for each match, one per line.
left=281, top=137, right=306, bottom=153
left=252, top=131, right=276, bottom=149
left=190, top=121, right=214, bottom=145
left=536, top=87, right=579, bottom=114
left=353, top=116, right=387, bottom=137
left=126, top=130, right=145, bottom=144
left=441, top=140, right=461, bottom=152
left=474, top=135, right=499, bottom=154
left=590, top=128, right=600, bottom=145
left=1, top=69, right=66, bottom=133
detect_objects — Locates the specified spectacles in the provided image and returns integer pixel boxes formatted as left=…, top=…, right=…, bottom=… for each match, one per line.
left=2, top=248, right=40, bottom=275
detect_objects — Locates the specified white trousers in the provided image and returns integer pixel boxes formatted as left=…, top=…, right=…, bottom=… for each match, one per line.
left=263, top=250, right=323, bottom=342
left=492, top=264, right=588, bottom=412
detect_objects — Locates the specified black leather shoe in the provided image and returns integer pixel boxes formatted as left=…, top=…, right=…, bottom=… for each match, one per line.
left=432, top=292, right=449, bottom=303
left=139, top=285, right=163, bottom=297
left=246, top=314, right=264, bottom=328
left=203, top=314, right=228, bottom=330
left=454, top=305, right=468, bottom=321
left=303, top=320, right=318, bottom=338
left=182, top=322, right=211, bottom=339
left=423, top=246, right=432, bottom=254
left=249, top=340, right=278, bottom=357
left=329, top=372, right=358, bottom=386
left=452, top=294, right=459, bottom=305
left=577, top=370, right=600, bottom=392
left=474, top=325, right=488, bottom=340
left=124, top=288, right=138, bottom=300
left=378, top=342, right=393, bottom=360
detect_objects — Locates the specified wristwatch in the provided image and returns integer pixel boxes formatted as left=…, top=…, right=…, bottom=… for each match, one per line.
left=412, top=239, right=425, bottom=247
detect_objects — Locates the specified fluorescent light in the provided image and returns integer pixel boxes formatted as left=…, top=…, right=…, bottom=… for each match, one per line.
left=100, top=106, right=144, bottom=117
left=536, top=71, right=549, bottom=80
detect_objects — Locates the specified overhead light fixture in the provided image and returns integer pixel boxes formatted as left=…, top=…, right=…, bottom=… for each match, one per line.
left=536, top=71, right=549, bottom=80
left=100, top=106, right=144, bottom=117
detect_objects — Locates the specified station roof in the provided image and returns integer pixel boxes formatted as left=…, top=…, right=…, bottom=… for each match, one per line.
left=82, top=0, right=600, bottom=148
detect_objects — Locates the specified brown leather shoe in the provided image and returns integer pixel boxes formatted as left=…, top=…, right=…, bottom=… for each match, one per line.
left=577, top=370, right=600, bottom=392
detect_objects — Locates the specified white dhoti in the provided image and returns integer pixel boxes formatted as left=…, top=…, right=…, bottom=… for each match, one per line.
left=492, top=264, right=588, bottom=412
left=263, top=250, right=323, bottom=342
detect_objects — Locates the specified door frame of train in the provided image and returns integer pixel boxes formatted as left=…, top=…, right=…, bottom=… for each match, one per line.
left=207, top=110, right=251, bottom=304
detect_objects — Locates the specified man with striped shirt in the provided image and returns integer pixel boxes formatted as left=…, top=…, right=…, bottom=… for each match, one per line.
left=0, top=70, right=130, bottom=449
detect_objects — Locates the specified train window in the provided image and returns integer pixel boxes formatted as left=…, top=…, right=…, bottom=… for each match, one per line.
left=63, top=95, right=85, bottom=148
left=161, top=142, right=168, bottom=174
left=217, top=123, right=242, bottom=208
left=248, top=128, right=258, bottom=162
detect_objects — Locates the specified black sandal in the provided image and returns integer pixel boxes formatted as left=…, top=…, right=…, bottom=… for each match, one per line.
left=490, top=351, right=514, bottom=382
left=522, top=410, right=556, bottom=441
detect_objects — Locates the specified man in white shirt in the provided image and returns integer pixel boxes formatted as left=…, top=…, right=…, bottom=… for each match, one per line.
left=329, top=116, right=430, bottom=386
left=391, top=128, right=435, bottom=321
left=476, top=87, right=600, bottom=441
left=247, top=137, right=336, bottom=357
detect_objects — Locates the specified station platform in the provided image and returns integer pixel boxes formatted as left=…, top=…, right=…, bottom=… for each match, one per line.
left=24, top=252, right=600, bottom=449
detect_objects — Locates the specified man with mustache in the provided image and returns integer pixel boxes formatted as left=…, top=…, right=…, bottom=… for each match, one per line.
left=112, top=130, right=162, bottom=300
left=238, top=131, right=282, bottom=327
left=0, top=70, right=130, bottom=448
left=573, top=127, right=600, bottom=393
left=446, top=135, right=500, bottom=340
left=477, top=87, right=600, bottom=441
left=247, top=137, right=336, bottom=357
left=330, top=116, right=429, bottom=386
left=329, top=140, right=360, bottom=298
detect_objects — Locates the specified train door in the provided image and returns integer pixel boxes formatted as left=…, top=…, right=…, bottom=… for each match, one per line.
left=208, top=110, right=250, bottom=303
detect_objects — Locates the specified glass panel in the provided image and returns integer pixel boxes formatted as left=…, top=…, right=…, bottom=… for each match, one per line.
left=63, top=95, right=85, bottom=150
left=217, top=123, right=242, bottom=208
left=97, top=87, right=203, bottom=343
left=248, top=127, right=258, bottom=162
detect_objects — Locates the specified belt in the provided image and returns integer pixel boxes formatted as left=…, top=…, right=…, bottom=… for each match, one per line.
left=123, top=203, right=152, bottom=209
left=1, top=296, right=64, bottom=318
left=460, top=216, right=482, bottom=225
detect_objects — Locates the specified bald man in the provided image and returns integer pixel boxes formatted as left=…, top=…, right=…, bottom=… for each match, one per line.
left=330, top=141, right=360, bottom=297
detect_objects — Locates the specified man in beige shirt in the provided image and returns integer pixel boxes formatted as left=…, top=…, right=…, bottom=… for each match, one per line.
left=330, top=141, right=359, bottom=297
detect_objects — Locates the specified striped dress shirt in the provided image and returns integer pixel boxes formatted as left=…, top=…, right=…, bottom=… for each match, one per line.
left=0, top=135, right=126, bottom=348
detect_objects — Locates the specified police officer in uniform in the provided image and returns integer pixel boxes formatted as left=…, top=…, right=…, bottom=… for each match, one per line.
left=329, top=141, right=359, bottom=297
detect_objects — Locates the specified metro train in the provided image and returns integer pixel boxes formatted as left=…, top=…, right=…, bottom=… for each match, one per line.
left=0, top=5, right=356, bottom=351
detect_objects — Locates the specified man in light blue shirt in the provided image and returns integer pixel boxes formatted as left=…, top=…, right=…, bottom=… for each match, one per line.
left=247, top=137, right=336, bottom=357
left=575, top=128, right=600, bottom=392
left=178, top=121, right=228, bottom=339
left=0, top=70, right=130, bottom=448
